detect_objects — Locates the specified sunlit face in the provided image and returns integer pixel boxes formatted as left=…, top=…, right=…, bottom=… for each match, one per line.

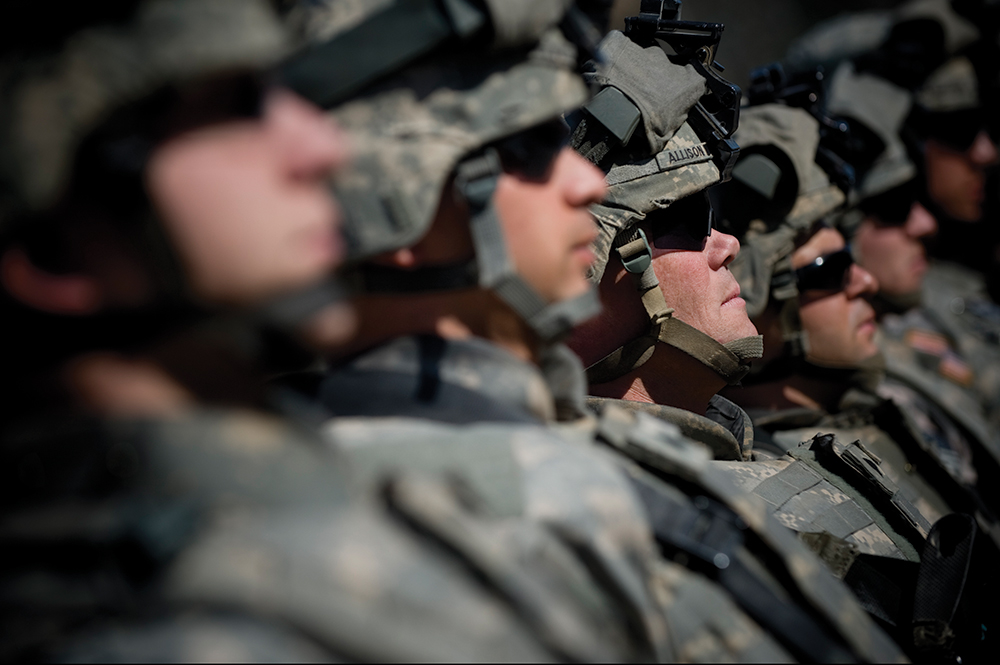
left=147, top=89, right=349, bottom=307
left=794, top=228, right=880, bottom=367
left=495, top=147, right=606, bottom=304
left=650, top=229, right=759, bottom=344
left=855, top=202, right=937, bottom=297
left=925, top=132, right=999, bottom=222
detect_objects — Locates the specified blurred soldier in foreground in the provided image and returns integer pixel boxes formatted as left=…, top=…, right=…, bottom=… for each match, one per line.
left=285, top=0, right=902, bottom=661
left=0, top=1, right=646, bottom=660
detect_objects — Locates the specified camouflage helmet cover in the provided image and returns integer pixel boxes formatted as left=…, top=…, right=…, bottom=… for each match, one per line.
left=915, top=55, right=980, bottom=112
left=582, top=30, right=714, bottom=284
left=0, top=0, right=290, bottom=232
left=896, top=0, right=980, bottom=55
left=727, top=104, right=846, bottom=320
left=827, top=61, right=917, bottom=201
left=304, top=0, right=587, bottom=261
left=589, top=123, right=720, bottom=284
left=784, top=0, right=978, bottom=75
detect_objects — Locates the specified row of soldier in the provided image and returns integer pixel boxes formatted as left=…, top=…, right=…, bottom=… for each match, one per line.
left=1, top=0, right=999, bottom=661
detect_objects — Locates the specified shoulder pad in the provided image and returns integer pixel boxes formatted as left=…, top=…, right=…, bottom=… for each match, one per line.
left=593, top=402, right=712, bottom=482
left=324, top=417, right=526, bottom=518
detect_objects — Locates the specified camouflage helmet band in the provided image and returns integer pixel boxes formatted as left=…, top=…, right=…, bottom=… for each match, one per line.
left=586, top=236, right=762, bottom=385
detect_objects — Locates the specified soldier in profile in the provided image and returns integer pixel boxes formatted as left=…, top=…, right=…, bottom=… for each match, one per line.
left=0, top=1, right=633, bottom=660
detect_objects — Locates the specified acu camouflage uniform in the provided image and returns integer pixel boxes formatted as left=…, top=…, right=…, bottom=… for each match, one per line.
left=871, top=55, right=1000, bottom=507
left=825, top=53, right=1000, bottom=546
left=0, top=1, right=648, bottom=661
left=1, top=409, right=619, bottom=662
left=725, top=73, right=1000, bottom=658
left=298, top=5, right=901, bottom=662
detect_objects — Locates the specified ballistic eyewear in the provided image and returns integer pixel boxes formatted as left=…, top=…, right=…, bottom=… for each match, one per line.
left=646, top=191, right=716, bottom=251
left=794, top=246, right=854, bottom=292
left=912, top=107, right=995, bottom=153
left=858, top=178, right=921, bottom=227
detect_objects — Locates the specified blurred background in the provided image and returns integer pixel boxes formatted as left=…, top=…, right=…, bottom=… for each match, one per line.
left=608, top=0, right=906, bottom=90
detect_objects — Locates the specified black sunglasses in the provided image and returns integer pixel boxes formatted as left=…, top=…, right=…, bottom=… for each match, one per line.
left=913, top=107, right=992, bottom=153
left=858, top=178, right=921, bottom=227
left=492, top=120, right=570, bottom=182
left=645, top=191, right=715, bottom=252
left=794, top=246, right=854, bottom=292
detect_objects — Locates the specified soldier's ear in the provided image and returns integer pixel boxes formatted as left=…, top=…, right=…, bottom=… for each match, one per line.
left=0, top=247, right=104, bottom=315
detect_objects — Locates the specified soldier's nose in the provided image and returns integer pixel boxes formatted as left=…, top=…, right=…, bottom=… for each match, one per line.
left=969, top=131, right=999, bottom=167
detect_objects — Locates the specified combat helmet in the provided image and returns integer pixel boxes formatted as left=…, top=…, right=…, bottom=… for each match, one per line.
left=0, top=0, right=350, bottom=370
left=0, top=0, right=289, bottom=239
left=567, top=17, right=764, bottom=387
left=283, top=0, right=604, bottom=343
left=719, top=104, right=850, bottom=377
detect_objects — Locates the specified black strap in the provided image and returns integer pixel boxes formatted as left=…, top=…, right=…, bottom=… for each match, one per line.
left=281, top=0, right=487, bottom=109
left=629, top=476, right=858, bottom=663
left=912, top=513, right=976, bottom=657
left=843, top=553, right=919, bottom=627
left=352, top=261, right=478, bottom=294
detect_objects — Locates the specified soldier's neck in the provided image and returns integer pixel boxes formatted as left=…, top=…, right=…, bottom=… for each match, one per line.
left=724, top=375, right=847, bottom=414
left=589, top=343, right=724, bottom=416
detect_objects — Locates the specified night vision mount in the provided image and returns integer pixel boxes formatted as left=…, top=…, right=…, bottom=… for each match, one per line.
left=747, top=62, right=887, bottom=194
left=576, top=1, right=742, bottom=180
left=624, top=0, right=742, bottom=180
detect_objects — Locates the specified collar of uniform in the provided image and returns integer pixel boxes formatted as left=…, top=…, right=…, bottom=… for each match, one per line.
left=584, top=395, right=750, bottom=461
left=320, top=335, right=557, bottom=424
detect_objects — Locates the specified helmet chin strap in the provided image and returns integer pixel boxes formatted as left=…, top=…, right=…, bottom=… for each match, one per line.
left=343, top=148, right=602, bottom=343
left=586, top=226, right=763, bottom=385
left=454, top=150, right=602, bottom=344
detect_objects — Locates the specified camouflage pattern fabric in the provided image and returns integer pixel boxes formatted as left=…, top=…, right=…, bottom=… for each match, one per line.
left=714, top=455, right=913, bottom=562
left=915, top=55, right=981, bottom=112
left=305, top=0, right=587, bottom=262
left=588, top=396, right=917, bottom=559
left=785, top=11, right=893, bottom=73
left=588, top=395, right=749, bottom=461
left=0, top=0, right=289, bottom=232
left=588, top=121, right=720, bottom=284
left=313, top=334, right=908, bottom=661
left=316, top=334, right=797, bottom=661
left=895, top=0, right=981, bottom=55
left=726, top=104, right=846, bottom=321
left=295, top=0, right=575, bottom=52
left=1, top=410, right=604, bottom=662
left=757, top=403, right=957, bottom=531
left=586, top=400, right=906, bottom=663
left=785, top=0, right=979, bottom=73
left=827, top=61, right=917, bottom=202
left=583, top=30, right=707, bottom=157
left=922, top=260, right=1000, bottom=432
left=877, top=309, right=1000, bottom=482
